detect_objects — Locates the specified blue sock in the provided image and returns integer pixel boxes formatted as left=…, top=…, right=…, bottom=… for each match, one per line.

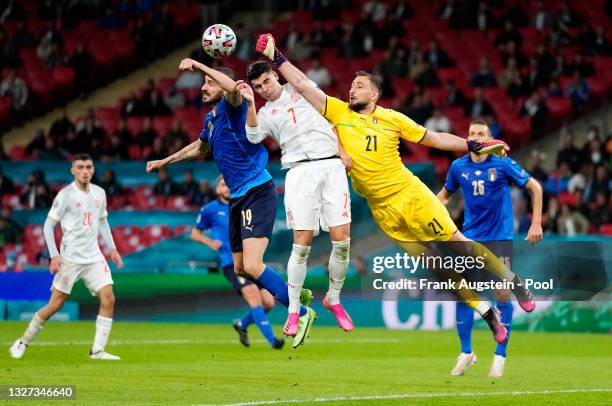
left=456, top=302, right=474, bottom=354
left=255, top=266, right=307, bottom=316
left=250, top=305, right=276, bottom=346
left=240, top=310, right=253, bottom=329
left=495, top=301, right=513, bottom=357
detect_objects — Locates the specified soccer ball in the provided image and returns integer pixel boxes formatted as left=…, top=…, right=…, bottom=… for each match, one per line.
left=201, top=24, right=237, bottom=59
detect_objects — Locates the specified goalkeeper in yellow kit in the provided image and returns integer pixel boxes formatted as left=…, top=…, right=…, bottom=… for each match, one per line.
left=255, top=34, right=536, bottom=344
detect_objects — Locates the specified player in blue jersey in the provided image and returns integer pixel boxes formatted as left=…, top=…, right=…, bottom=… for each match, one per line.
left=146, top=58, right=316, bottom=348
left=191, top=175, right=284, bottom=349
left=437, top=119, right=543, bottom=378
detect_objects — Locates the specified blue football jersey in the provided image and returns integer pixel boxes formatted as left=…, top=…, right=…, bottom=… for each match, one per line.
left=194, top=199, right=233, bottom=269
left=444, top=155, right=530, bottom=241
left=200, top=98, right=272, bottom=198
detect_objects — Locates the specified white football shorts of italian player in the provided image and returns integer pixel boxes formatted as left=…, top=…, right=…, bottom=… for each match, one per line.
left=246, top=81, right=351, bottom=234
left=47, top=182, right=113, bottom=296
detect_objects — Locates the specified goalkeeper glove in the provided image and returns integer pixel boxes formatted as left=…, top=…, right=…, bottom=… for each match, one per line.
left=256, top=33, right=287, bottom=68
left=467, top=139, right=510, bottom=157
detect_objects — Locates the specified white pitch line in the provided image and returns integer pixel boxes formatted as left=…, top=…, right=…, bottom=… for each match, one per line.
left=1, top=337, right=402, bottom=347
left=193, top=389, right=612, bottom=406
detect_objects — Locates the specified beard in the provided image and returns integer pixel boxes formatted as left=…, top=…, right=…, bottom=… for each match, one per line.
left=349, top=100, right=369, bottom=112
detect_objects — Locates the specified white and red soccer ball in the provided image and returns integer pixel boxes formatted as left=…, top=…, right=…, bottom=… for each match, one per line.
left=201, top=24, right=237, bottom=59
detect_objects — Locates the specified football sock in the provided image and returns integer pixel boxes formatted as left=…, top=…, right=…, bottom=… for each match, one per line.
left=250, top=305, right=276, bottom=346
left=469, top=242, right=516, bottom=281
left=21, top=313, right=45, bottom=345
left=256, top=266, right=306, bottom=316
left=456, top=302, right=474, bottom=354
left=240, top=305, right=271, bottom=328
left=287, top=244, right=310, bottom=313
left=92, top=315, right=113, bottom=353
left=495, top=301, right=513, bottom=357
left=327, top=239, right=350, bottom=305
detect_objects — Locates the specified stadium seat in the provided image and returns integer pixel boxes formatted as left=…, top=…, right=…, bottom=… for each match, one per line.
left=545, top=97, right=572, bottom=127
left=599, top=224, right=612, bottom=236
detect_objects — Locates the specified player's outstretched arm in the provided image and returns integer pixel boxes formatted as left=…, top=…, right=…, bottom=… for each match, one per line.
left=146, top=139, right=207, bottom=173
left=422, top=130, right=509, bottom=157
left=190, top=228, right=221, bottom=250
left=255, top=33, right=326, bottom=112
left=524, top=178, right=543, bottom=245
left=178, top=58, right=242, bottom=106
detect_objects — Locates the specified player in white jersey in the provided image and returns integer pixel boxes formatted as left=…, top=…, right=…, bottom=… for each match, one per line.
left=236, top=60, right=354, bottom=340
left=9, top=154, right=123, bottom=361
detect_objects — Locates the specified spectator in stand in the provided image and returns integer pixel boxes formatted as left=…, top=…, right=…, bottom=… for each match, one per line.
left=445, top=80, right=468, bottom=109
left=311, top=21, right=332, bottom=49
left=25, top=128, right=46, bottom=157
left=75, top=116, right=105, bottom=155
left=0, top=69, right=28, bottom=113
left=5, top=22, right=35, bottom=68
left=543, top=196, right=560, bottom=233
left=557, top=132, right=584, bottom=172
left=135, top=117, right=158, bottom=147
left=337, top=23, right=365, bottom=58
left=383, top=46, right=409, bottom=78
left=49, top=110, right=75, bottom=144
left=407, top=38, right=421, bottom=65
left=566, top=71, right=590, bottom=112
left=465, top=87, right=493, bottom=119
left=0, top=142, right=7, bottom=160
left=414, top=60, right=439, bottom=87
left=176, top=69, right=203, bottom=90
left=425, top=40, right=451, bottom=69
left=408, top=52, right=427, bottom=80
left=501, top=41, right=527, bottom=68
left=557, top=203, right=589, bottom=235
left=545, top=162, right=572, bottom=195
left=154, top=168, right=177, bottom=196
left=580, top=25, right=612, bottom=56
left=494, top=21, right=523, bottom=48
left=551, top=53, right=572, bottom=79
left=112, top=117, right=133, bottom=145
left=121, top=92, right=144, bottom=116
left=131, top=14, right=154, bottom=59
left=589, top=192, right=611, bottom=228
left=547, top=21, right=571, bottom=48
left=476, top=1, right=497, bottom=30
left=20, top=171, right=51, bottom=209
left=142, top=91, right=171, bottom=117
left=163, top=119, right=189, bottom=151
left=362, top=0, right=387, bottom=23
left=59, top=127, right=78, bottom=155
left=546, top=79, right=563, bottom=98
left=98, top=6, right=125, bottom=30
left=192, top=180, right=216, bottom=206
left=438, top=0, right=471, bottom=29
left=0, top=215, right=21, bottom=245
left=99, top=169, right=122, bottom=197
left=151, top=3, right=175, bottom=53
left=145, top=138, right=166, bottom=161
left=36, top=29, right=61, bottom=69
left=589, top=165, right=610, bottom=202
left=178, top=169, right=199, bottom=202
left=532, top=0, right=554, bottom=31
left=101, top=135, right=129, bottom=162
left=583, top=129, right=604, bottom=165
left=1, top=206, right=23, bottom=235
left=525, top=57, right=550, bottom=93
left=37, top=138, right=64, bottom=160
left=528, top=150, right=549, bottom=184
left=471, top=57, right=497, bottom=87
left=557, top=1, right=582, bottom=30
left=163, top=85, right=185, bottom=110
left=520, top=91, right=548, bottom=134
left=568, top=163, right=592, bottom=194
left=377, top=15, right=405, bottom=48
left=69, top=43, right=93, bottom=97
left=498, top=57, right=526, bottom=99
left=402, top=89, right=433, bottom=125
left=534, top=44, right=555, bottom=73
left=425, top=109, right=451, bottom=133
left=306, top=58, right=332, bottom=88
left=569, top=53, right=595, bottom=77
left=0, top=165, right=15, bottom=196
left=390, top=0, right=413, bottom=19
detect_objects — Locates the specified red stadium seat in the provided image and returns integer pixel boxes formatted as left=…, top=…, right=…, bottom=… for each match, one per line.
left=599, top=224, right=612, bottom=236
left=143, top=225, right=171, bottom=245
left=172, top=225, right=191, bottom=237
left=558, top=192, right=576, bottom=206
left=545, top=97, right=572, bottom=127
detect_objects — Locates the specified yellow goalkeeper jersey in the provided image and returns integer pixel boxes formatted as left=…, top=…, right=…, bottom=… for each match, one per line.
left=321, top=96, right=427, bottom=200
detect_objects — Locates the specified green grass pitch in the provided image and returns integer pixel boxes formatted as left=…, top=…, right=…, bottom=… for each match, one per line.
left=1, top=321, right=610, bottom=405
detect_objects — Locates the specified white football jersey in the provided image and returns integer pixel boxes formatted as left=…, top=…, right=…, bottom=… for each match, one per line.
left=47, top=182, right=108, bottom=264
left=246, top=82, right=339, bottom=167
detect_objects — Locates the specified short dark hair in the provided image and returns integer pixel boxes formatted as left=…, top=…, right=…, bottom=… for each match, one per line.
left=212, top=67, right=235, bottom=80
left=355, top=71, right=382, bottom=101
left=246, top=60, right=273, bottom=82
left=73, top=153, right=93, bottom=162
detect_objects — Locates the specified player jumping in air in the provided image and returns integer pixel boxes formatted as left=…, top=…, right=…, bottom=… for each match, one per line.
left=10, top=154, right=123, bottom=360
left=191, top=175, right=284, bottom=349
left=234, top=60, right=353, bottom=343
left=437, top=119, right=543, bottom=377
left=255, top=33, right=536, bottom=345
left=146, top=58, right=316, bottom=348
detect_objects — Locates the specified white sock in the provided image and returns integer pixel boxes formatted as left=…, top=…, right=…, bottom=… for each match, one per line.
left=475, top=302, right=490, bottom=316
left=92, top=315, right=113, bottom=353
left=327, top=238, right=350, bottom=305
left=21, top=313, right=45, bottom=345
left=287, top=244, right=310, bottom=313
